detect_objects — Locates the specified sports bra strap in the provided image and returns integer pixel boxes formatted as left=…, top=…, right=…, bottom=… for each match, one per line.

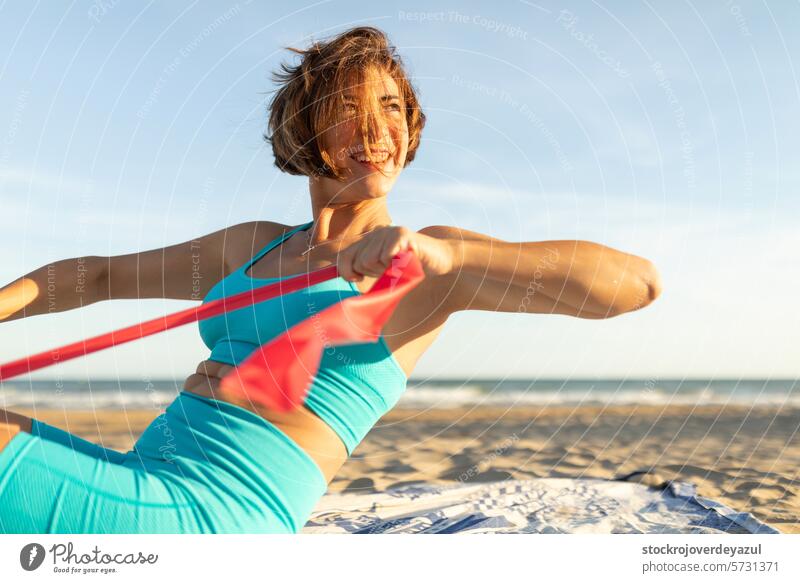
left=241, top=219, right=396, bottom=273
left=242, top=221, right=314, bottom=272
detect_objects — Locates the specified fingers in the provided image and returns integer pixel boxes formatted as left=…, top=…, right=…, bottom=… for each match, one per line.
left=339, top=226, right=412, bottom=282
left=337, top=249, right=362, bottom=282
left=381, top=230, right=414, bottom=265
left=183, top=372, right=222, bottom=393
left=352, top=235, right=389, bottom=279
left=195, top=359, right=234, bottom=377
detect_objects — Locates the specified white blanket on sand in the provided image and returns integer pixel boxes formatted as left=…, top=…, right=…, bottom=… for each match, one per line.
left=302, top=477, right=780, bottom=534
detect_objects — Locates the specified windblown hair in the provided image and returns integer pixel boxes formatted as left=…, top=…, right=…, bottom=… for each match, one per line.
left=264, top=26, right=426, bottom=180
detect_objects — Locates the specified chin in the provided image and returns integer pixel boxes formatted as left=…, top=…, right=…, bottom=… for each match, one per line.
left=363, top=175, right=395, bottom=193
left=342, top=168, right=399, bottom=197
left=328, top=176, right=390, bottom=201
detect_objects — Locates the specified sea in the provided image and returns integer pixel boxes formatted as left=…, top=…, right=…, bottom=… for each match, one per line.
left=0, top=378, right=798, bottom=410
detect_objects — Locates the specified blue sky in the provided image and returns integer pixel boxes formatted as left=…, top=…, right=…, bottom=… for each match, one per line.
left=1, top=0, right=798, bottom=380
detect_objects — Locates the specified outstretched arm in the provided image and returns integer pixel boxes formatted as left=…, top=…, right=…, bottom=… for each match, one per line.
left=0, top=221, right=266, bottom=323
left=419, top=225, right=662, bottom=319
left=0, top=256, right=106, bottom=322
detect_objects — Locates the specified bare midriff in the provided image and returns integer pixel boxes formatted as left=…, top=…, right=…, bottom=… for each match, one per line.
left=182, top=359, right=348, bottom=485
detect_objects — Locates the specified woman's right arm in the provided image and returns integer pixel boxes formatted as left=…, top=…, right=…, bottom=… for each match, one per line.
left=0, top=221, right=265, bottom=323
left=0, top=255, right=105, bottom=322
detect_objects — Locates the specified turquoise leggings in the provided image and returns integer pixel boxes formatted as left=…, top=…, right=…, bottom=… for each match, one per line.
left=0, top=391, right=327, bottom=533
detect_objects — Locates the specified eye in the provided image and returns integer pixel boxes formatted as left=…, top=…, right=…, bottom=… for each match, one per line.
left=386, top=103, right=402, bottom=112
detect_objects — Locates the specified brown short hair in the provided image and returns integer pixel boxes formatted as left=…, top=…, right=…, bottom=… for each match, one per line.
left=264, top=26, right=426, bottom=180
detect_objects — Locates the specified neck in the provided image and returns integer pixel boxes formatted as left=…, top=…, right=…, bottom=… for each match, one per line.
left=307, top=186, right=393, bottom=247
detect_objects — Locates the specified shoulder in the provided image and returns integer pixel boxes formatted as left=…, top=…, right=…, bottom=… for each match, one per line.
left=416, top=225, right=453, bottom=238
left=226, top=220, right=294, bottom=240
left=416, top=224, right=505, bottom=242
left=218, top=220, right=296, bottom=273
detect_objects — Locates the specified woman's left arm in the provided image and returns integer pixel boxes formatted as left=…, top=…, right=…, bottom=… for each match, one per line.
left=417, top=225, right=662, bottom=319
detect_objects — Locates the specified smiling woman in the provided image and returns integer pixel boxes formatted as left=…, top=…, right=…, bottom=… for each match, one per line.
left=264, top=25, right=425, bottom=185
left=0, top=25, right=661, bottom=535
left=0, top=26, right=438, bottom=535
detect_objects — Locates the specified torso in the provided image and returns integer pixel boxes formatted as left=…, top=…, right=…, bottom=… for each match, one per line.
left=182, top=221, right=451, bottom=484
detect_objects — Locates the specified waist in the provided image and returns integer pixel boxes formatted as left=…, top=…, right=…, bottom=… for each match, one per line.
left=202, top=341, right=407, bottom=454
left=183, top=362, right=349, bottom=483
left=135, top=390, right=329, bottom=533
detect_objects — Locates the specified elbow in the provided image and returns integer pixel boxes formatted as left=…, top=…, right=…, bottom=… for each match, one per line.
left=572, top=248, right=663, bottom=319
left=596, top=260, right=662, bottom=319
left=613, top=260, right=663, bottom=317
left=641, top=260, right=663, bottom=305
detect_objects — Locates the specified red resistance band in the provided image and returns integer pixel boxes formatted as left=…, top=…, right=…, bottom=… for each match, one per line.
left=0, top=250, right=425, bottom=412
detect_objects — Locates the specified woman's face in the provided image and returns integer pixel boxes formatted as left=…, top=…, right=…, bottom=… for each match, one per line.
left=318, top=69, right=409, bottom=200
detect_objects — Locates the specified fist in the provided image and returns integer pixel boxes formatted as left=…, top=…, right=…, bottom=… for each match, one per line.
left=337, top=226, right=455, bottom=282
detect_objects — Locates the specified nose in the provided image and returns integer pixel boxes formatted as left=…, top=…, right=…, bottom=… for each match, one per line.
left=359, top=108, right=394, bottom=146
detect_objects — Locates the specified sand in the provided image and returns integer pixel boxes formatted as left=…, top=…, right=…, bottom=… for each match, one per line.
left=15, top=403, right=799, bottom=533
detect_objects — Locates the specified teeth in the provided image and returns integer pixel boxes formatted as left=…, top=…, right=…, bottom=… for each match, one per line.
left=353, top=152, right=389, bottom=164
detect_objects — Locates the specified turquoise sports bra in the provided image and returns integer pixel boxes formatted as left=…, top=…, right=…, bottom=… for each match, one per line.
left=197, top=220, right=408, bottom=455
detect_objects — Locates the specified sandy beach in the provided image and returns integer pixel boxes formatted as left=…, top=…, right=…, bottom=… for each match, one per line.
left=16, top=403, right=799, bottom=533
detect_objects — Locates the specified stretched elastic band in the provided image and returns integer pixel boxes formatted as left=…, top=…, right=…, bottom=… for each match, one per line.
left=0, top=264, right=339, bottom=381
left=220, top=250, right=423, bottom=411
left=0, top=251, right=424, bottom=413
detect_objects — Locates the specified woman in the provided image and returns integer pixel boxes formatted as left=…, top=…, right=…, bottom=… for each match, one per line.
left=0, top=27, right=661, bottom=533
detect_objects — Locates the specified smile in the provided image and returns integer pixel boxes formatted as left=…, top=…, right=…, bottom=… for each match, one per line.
left=347, top=146, right=393, bottom=169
